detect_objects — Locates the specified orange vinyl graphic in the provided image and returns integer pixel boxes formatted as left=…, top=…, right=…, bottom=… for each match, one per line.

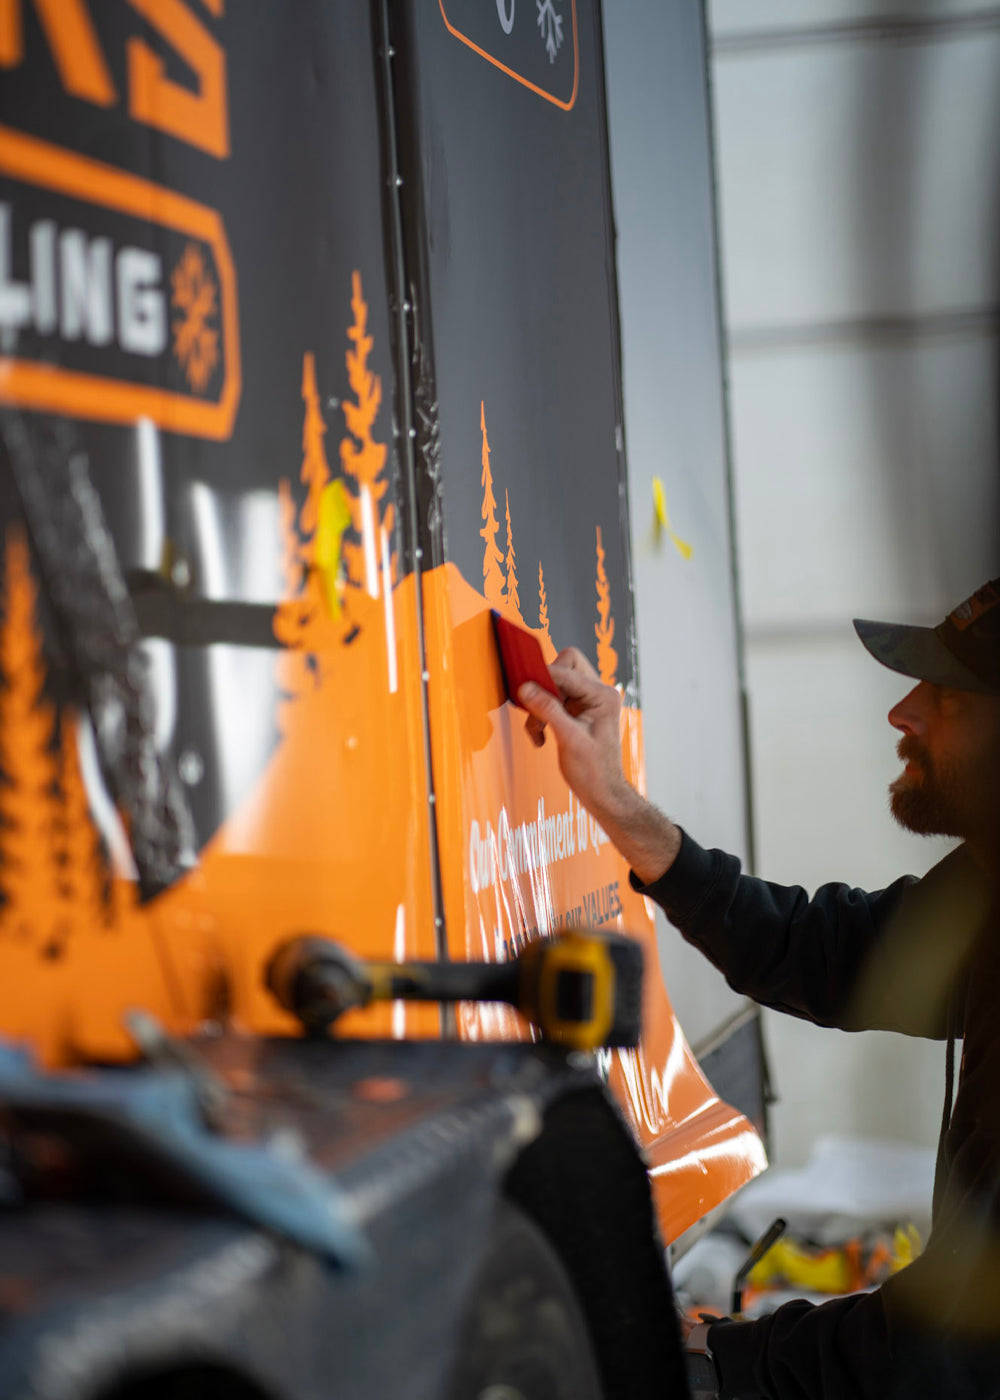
left=0, top=0, right=117, bottom=106
left=190, top=271, right=434, bottom=1041
left=0, top=526, right=181, bottom=1065
left=0, top=269, right=437, bottom=1063
left=502, top=488, right=521, bottom=620
left=170, top=244, right=221, bottom=392
left=0, top=124, right=240, bottom=440
left=0, top=1, right=229, bottom=156
left=125, top=0, right=230, bottom=160
left=537, top=562, right=551, bottom=644
left=480, top=401, right=506, bottom=607
left=339, top=271, right=397, bottom=596
left=594, top=524, right=617, bottom=686
left=0, top=278, right=764, bottom=1237
left=438, top=0, right=579, bottom=112
left=420, top=400, right=766, bottom=1238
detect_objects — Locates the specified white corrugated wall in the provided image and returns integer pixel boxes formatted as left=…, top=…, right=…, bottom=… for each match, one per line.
left=708, top=0, right=1000, bottom=1164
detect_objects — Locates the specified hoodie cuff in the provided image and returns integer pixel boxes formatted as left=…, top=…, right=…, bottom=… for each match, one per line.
left=628, top=828, right=721, bottom=917
left=706, top=1318, right=763, bottom=1398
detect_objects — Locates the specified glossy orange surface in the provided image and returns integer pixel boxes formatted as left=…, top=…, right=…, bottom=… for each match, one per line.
left=0, top=274, right=765, bottom=1243
left=0, top=289, right=439, bottom=1060
left=422, top=554, right=766, bottom=1238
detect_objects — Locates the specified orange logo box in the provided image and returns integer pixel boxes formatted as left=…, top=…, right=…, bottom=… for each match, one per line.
left=0, top=124, right=240, bottom=441
left=439, top=0, right=579, bottom=111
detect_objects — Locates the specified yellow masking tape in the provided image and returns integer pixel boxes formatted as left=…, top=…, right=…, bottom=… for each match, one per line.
left=652, top=477, right=693, bottom=561
left=315, top=479, right=353, bottom=617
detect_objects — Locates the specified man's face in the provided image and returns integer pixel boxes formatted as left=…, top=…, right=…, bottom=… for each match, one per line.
left=888, top=680, right=1000, bottom=842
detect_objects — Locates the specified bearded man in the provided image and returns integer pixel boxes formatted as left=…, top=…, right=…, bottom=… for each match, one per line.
left=519, top=578, right=1000, bottom=1400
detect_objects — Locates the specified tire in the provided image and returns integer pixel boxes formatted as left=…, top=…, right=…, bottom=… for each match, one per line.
left=444, top=1200, right=604, bottom=1400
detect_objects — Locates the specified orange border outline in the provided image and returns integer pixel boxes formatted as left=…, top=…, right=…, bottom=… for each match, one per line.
left=438, top=0, right=579, bottom=111
left=0, top=125, right=241, bottom=441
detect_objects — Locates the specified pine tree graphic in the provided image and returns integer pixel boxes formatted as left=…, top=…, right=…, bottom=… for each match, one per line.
left=480, top=402, right=505, bottom=606
left=273, top=357, right=342, bottom=698
left=538, top=562, right=551, bottom=642
left=57, top=711, right=109, bottom=933
left=0, top=527, right=64, bottom=947
left=594, top=526, right=618, bottom=686
left=503, top=489, right=522, bottom=620
left=340, top=271, right=394, bottom=597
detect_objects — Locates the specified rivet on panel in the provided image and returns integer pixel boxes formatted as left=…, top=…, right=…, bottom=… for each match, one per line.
left=178, top=750, right=204, bottom=786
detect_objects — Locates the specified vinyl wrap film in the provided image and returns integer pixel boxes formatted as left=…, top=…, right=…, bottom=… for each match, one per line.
left=0, top=3, right=439, bottom=1060
left=0, top=1, right=763, bottom=1241
left=390, top=2, right=765, bottom=1236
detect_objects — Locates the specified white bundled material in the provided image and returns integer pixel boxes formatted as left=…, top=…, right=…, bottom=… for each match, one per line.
left=728, top=1135, right=936, bottom=1247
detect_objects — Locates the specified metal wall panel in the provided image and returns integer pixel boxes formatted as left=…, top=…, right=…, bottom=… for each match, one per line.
left=709, top=1, right=1000, bottom=39
left=731, top=336, right=1000, bottom=628
left=713, top=27, right=1000, bottom=331
left=709, top=0, right=1000, bottom=1166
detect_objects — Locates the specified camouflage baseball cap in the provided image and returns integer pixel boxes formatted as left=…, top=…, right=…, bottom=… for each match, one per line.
left=854, top=578, right=1000, bottom=696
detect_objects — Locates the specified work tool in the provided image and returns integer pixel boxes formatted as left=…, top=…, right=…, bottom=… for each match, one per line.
left=266, top=930, right=643, bottom=1050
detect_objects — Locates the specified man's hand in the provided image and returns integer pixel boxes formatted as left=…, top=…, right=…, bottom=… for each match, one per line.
left=682, top=1316, right=723, bottom=1400
left=518, top=647, right=683, bottom=886
left=519, top=647, right=630, bottom=822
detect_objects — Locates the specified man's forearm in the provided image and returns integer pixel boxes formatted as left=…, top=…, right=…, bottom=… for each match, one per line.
left=515, top=659, right=684, bottom=883
left=592, top=783, right=682, bottom=886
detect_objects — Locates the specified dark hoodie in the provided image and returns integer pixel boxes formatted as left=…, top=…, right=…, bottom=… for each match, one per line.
left=633, top=832, right=1000, bottom=1399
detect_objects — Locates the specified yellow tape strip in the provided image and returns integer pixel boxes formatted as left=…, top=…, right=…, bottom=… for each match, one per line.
left=652, top=477, right=693, bottom=561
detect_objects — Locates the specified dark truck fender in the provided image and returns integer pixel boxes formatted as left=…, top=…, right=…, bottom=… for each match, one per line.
left=0, top=1038, right=686, bottom=1400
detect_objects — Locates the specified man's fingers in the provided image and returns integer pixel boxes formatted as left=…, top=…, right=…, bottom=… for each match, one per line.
left=549, top=657, right=605, bottom=704
left=524, top=712, right=546, bottom=747
left=518, top=682, right=578, bottom=744
left=554, top=646, right=599, bottom=680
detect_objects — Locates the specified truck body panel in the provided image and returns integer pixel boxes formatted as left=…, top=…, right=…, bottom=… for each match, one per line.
left=0, top=0, right=764, bottom=1271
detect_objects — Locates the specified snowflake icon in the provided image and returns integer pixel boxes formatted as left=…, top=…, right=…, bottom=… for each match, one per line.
left=170, top=243, right=220, bottom=394
left=536, top=0, right=564, bottom=64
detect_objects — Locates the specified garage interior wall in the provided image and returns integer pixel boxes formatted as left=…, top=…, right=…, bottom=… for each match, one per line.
left=608, top=0, right=1000, bottom=1169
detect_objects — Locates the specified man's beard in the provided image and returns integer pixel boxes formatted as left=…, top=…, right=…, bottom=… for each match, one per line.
left=889, top=737, right=965, bottom=838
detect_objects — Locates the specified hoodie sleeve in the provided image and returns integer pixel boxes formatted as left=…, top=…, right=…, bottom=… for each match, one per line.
left=707, top=1190, right=1000, bottom=1400
left=630, top=830, right=918, bottom=1032
left=707, top=1291, right=897, bottom=1400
